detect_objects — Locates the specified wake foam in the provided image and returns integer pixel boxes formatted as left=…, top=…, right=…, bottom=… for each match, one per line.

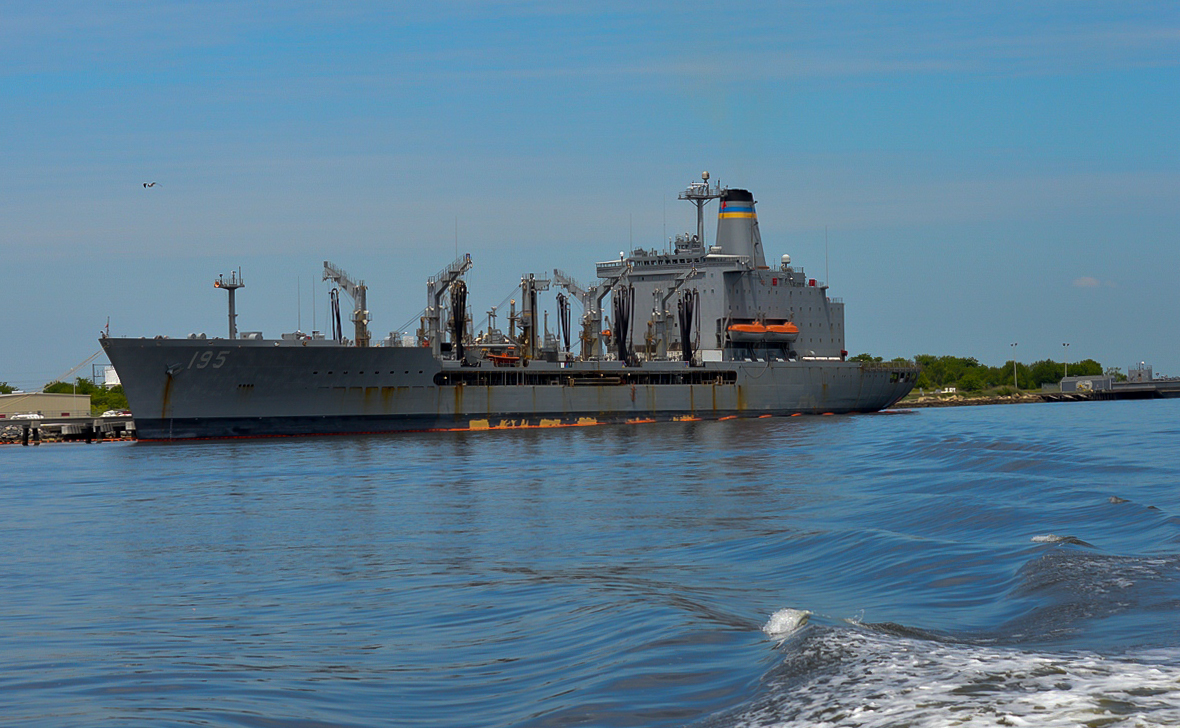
left=762, top=609, right=811, bottom=639
left=1031, top=534, right=1095, bottom=547
left=729, top=618, right=1180, bottom=727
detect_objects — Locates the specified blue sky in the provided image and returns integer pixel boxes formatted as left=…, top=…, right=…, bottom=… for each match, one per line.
left=2, top=1, right=1177, bottom=389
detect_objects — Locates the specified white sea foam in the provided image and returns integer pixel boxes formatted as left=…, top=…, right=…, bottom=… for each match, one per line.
left=1032, top=534, right=1071, bottom=543
left=732, top=626, right=1180, bottom=727
left=762, top=608, right=811, bottom=639
left=1031, top=534, right=1093, bottom=547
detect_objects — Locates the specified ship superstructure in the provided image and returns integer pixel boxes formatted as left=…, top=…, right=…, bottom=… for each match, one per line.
left=102, top=174, right=917, bottom=440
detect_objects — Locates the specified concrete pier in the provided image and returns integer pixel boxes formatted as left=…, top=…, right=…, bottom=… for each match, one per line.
left=1, top=415, right=136, bottom=445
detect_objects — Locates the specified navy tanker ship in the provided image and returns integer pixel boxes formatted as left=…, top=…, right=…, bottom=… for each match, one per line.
left=102, top=174, right=918, bottom=440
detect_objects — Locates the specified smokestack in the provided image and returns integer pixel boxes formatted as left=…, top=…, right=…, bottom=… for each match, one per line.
left=715, top=189, right=766, bottom=267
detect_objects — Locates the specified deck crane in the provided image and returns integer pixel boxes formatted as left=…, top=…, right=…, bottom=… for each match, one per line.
left=655, top=266, right=703, bottom=359
left=322, top=261, right=370, bottom=347
left=517, top=273, right=551, bottom=361
left=552, top=268, right=600, bottom=360
left=424, top=253, right=473, bottom=357
left=590, top=263, right=632, bottom=360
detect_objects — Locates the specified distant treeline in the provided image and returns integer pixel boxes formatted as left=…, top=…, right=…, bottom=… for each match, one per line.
left=850, top=354, right=1115, bottom=392
left=42, top=377, right=129, bottom=414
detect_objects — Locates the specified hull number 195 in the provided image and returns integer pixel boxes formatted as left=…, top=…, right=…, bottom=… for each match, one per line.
left=187, top=350, right=228, bottom=369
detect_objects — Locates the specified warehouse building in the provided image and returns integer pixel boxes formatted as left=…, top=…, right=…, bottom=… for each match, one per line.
left=0, top=393, right=91, bottom=419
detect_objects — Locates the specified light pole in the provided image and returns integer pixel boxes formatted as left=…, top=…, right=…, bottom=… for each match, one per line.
left=1010, top=342, right=1019, bottom=391
left=1062, top=342, right=1070, bottom=379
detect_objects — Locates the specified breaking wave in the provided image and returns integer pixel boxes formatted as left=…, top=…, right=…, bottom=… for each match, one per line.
left=725, top=621, right=1180, bottom=727
left=763, top=609, right=812, bottom=639
left=718, top=547, right=1180, bottom=727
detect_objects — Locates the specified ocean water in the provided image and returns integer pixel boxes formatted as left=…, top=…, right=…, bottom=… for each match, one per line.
left=3, top=399, right=1180, bottom=727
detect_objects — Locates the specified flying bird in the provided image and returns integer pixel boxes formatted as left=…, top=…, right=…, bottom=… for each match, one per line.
left=143, top=182, right=157, bottom=188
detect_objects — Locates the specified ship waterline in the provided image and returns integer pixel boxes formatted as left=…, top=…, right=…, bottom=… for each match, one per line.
left=101, top=338, right=915, bottom=440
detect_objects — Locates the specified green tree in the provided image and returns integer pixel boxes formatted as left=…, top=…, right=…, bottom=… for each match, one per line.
left=43, top=378, right=128, bottom=414
left=849, top=353, right=883, bottom=363
left=1029, top=359, right=1065, bottom=388
left=913, top=354, right=985, bottom=388
left=91, top=385, right=128, bottom=414
left=998, top=360, right=1032, bottom=390
left=0, top=381, right=14, bottom=394
left=958, top=368, right=986, bottom=392
left=44, top=377, right=99, bottom=396
left=908, top=353, right=1115, bottom=396
left=1105, top=367, right=1128, bottom=382
left=1071, top=359, right=1103, bottom=377
left=984, top=366, right=1007, bottom=389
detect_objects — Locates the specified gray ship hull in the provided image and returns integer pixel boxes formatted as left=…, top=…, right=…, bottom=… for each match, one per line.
left=102, top=338, right=917, bottom=440
left=103, top=176, right=922, bottom=439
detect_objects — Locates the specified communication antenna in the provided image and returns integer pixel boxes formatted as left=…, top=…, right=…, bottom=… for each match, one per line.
left=825, top=226, right=830, bottom=285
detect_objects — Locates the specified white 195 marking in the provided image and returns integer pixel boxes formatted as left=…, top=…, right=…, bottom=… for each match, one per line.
left=187, top=350, right=229, bottom=369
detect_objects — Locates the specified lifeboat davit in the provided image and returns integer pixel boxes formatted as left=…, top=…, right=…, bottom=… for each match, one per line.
left=727, top=322, right=767, bottom=343
left=764, top=322, right=799, bottom=343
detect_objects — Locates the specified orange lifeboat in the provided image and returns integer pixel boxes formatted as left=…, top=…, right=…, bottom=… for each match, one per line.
left=727, top=322, right=767, bottom=343
left=764, top=322, right=799, bottom=343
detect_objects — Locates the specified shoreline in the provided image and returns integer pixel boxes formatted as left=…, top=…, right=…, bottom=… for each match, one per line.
left=900, top=393, right=1046, bottom=408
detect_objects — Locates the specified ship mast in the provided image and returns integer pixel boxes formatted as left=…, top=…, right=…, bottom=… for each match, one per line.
left=677, top=171, right=724, bottom=247
left=213, top=269, right=245, bottom=340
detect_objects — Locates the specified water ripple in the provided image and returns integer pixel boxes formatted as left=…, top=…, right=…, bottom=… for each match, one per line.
left=3, top=400, right=1180, bottom=726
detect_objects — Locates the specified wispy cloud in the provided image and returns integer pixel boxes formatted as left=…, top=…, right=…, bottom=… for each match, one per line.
left=1073, top=276, right=1119, bottom=289
left=4, top=1, right=1177, bottom=83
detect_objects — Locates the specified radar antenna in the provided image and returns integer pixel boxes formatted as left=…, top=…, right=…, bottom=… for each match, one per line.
left=677, top=171, right=724, bottom=247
